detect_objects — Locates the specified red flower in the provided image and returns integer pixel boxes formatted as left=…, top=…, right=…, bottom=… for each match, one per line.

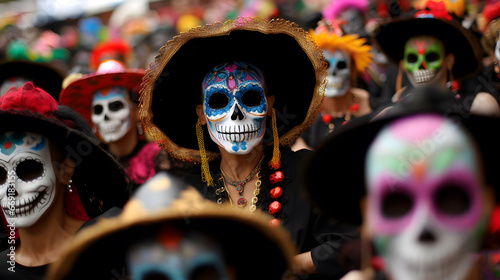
left=349, top=103, right=360, bottom=113
left=414, top=1, right=452, bottom=21
left=0, top=82, right=58, bottom=118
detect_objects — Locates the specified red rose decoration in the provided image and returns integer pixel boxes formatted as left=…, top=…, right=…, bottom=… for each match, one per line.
left=0, top=82, right=58, bottom=118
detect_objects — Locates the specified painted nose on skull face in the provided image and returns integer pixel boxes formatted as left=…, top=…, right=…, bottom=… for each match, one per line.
left=203, top=61, right=268, bottom=154
left=91, top=87, right=131, bottom=143
left=403, top=36, right=445, bottom=86
left=365, top=114, right=487, bottom=280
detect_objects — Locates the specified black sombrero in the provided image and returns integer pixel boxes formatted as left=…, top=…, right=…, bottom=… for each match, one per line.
left=301, top=86, right=500, bottom=225
left=140, top=17, right=327, bottom=162
left=48, top=172, right=297, bottom=280
left=372, top=9, right=482, bottom=80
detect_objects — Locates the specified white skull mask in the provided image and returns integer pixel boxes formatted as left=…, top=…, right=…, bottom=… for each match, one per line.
left=202, top=62, right=268, bottom=154
left=365, top=115, right=488, bottom=280
left=325, top=50, right=350, bottom=97
left=0, top=132, right=57, bottom=228
left=91, top=87, right=131, bottom=143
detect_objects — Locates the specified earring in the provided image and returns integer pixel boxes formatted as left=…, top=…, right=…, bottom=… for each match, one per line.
left=137, top=121, right=144, bottom=135
left=196, top=120, right=214, bottom=187
left=269, top=108, right=281, bottom=169
left=68, top=179, right=73, bottom=193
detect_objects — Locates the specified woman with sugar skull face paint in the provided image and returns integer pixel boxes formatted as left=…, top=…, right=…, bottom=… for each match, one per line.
left=372, top=1, right=500, bottom=117
left=60, top=60, right=197, bottom=190
left=140, top=17, right=361, bottom=279
left=0, top=82, right=129, bottom=279
left=292, top=19, right=373, bottom=151
left=303, top=87, right=500, bottom=280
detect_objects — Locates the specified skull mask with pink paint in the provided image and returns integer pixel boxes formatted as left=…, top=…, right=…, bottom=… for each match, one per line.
left=202, top=62, right=268, bottom=154
left=365, top=114, right=489, bottom=280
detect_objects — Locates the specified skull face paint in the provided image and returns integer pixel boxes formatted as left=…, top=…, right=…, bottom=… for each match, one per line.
left=127, top=227, right=230, bottom=280
left=0, top=132, right=57, bottom=228
left=365, top=114, right=487, bottom=280
left=404, top=36, right=445, bottom=87
left=203, top=62, right=267, bottom=154
left=324, top=50, right=350, bottom=98
left=91, top=87, right=131, bottom=143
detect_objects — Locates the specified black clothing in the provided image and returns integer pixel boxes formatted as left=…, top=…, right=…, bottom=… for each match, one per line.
left=0, top=207, right=122, bottom=280
left=301, top=114, right=351, bottom=150
left=183, top=146, right=360, bottom=279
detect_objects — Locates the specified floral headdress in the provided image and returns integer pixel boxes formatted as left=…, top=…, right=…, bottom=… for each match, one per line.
left=310, top=20, right=372, bottom=73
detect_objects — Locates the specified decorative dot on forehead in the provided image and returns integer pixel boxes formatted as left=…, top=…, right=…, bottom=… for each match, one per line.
left=203, top=61, right=265, bottom=91
left=0, top=131, right=47, bottom=158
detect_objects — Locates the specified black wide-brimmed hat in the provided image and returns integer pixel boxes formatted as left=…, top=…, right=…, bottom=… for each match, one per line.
left=0, top=60, right=65, bottom=100
left=301, top=86, right=500, bottom=225
left=0, top=82, right=130, bottom=219
left=140, top=17, right=327, bottom=162
left=372, top=3, right=482, bottom=80
left=48, top=172, right=296, bottom=280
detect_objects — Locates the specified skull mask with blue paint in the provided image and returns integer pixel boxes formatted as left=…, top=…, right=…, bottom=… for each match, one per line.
left=202, top=62, right=268, bottom=154
left=0, top=132, right=57, bottom=228
left=127, top=227, right=230, bottom=280
left=324, top=50, right=350, bottom=98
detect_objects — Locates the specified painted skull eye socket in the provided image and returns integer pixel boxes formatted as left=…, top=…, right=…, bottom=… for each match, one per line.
left=426, top=51, right=440, bottom=62
left=93, top=104, right=103, bottom=115
left=434, top=183, right=470, bottom=215
left=381, top=190, right=413, bottom=218
left=190, top=265, right=222, bottom=280
left=241, top=90, right=262, bottom=107
left=0, top=167, right=6, bottom=185
left=407, top=53, right=418, bottom=63
left=109, top=100, right=125, bottom=112
left=208, top=92, right=230, bottom=110
left=16, top=159, right=43, bottom=182
left=142, top=272, right=169, bottom=280
left=337, top=61, right=347, bottom=70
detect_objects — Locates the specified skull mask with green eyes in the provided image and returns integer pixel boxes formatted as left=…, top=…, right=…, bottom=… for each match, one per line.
left=403, top=36, right=448, bottom=87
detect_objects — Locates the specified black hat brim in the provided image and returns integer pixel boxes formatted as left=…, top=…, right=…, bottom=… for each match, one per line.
left=54, top=216, right=290, bottom=280
left=372, top=17, right=482, bottom=80
left=140, top=18, right=327, bottom=162
left=0, top=61, right=65, bottom=100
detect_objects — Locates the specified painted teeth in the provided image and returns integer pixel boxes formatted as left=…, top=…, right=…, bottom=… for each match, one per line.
left=215, top=124, right=260, bottom=142
left=2, top=188, right=48, bottom=217
left=413, top=69, right=436, bottom=84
